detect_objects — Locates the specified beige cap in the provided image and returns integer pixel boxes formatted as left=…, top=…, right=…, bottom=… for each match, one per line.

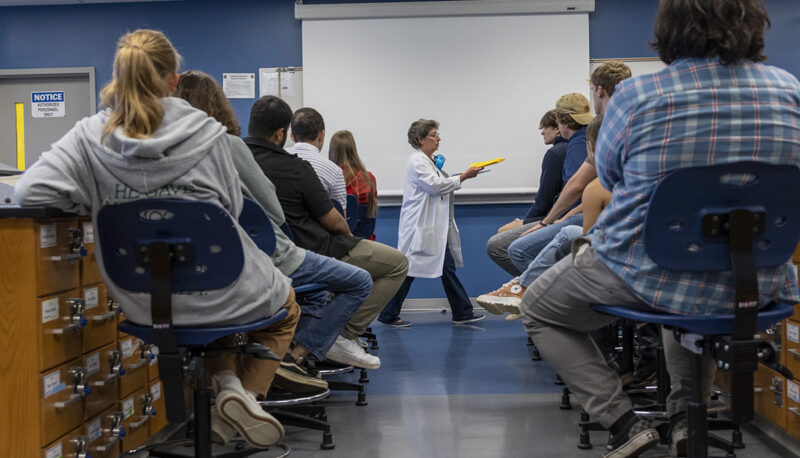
left=556, top=93, right=595, bottom=125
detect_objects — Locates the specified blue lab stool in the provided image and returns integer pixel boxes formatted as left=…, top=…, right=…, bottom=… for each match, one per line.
left=97, top=199, right=291, bottom=458
left=590, top=162, right=800, bottom=457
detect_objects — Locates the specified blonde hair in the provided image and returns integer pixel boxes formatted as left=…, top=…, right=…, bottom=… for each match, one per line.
left=328, top=130, right=377, bottom=216
left=100, top=29, right=181, bottom=140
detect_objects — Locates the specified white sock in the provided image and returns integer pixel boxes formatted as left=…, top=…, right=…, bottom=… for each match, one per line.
left=212, top=370, right=241, bottom=394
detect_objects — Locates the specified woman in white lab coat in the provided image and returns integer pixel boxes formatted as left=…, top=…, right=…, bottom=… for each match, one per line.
left=377, top=119, right=484, bottom=327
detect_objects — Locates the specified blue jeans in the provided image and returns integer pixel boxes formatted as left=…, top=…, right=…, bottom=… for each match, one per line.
left=289, top=251, right=373, bottom=359
left=379, top=243, right=474, bottom=322
left=518, top=225, right=583, bottom=287
left=508, top=214, right=583, bottom=273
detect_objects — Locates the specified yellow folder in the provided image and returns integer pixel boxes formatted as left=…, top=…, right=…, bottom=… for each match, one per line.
left=470, top=157, right=505, bottom=168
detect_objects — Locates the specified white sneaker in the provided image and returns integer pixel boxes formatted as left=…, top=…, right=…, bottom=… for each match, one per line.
left=325, top=335, right=381, bottom=369
left=210, top=406, right=235, bottom=445
left=214, top=372, right=284, bottom=448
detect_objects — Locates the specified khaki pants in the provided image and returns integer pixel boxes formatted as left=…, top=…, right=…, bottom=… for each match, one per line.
left=208, top=290, right=300, bottom=396
left=339, top=240, right=409, bottom=339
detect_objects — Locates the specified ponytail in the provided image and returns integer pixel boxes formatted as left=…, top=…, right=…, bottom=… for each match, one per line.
left=100, top=30, right=181, bottom=140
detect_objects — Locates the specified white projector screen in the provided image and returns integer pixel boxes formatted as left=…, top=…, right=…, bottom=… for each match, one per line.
left=302, top=13, right=590, bottom=198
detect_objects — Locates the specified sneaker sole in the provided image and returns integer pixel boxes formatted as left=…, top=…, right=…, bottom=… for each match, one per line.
left=325, top=351, right=381, bottom=370
left=505, top=313, right=522, bottom=321
left=475, top=297, right=505, bottom=315
left=501, top=303, right=522, bottom=315
left=217, top=395, right=284, bottom=448
left=603, top=428, right=659, bottom=458
left=274, top=367, right=329, bottom=393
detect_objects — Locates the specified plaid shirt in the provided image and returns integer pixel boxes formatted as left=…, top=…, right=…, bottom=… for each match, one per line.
left=591, top=57, right=800, bottom=315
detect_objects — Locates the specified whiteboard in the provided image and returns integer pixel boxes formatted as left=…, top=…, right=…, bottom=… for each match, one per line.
left=302, top=14, right=591, bottom=197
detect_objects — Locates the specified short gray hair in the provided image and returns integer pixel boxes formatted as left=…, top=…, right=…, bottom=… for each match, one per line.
left=407, top=119, right=439, bottom=149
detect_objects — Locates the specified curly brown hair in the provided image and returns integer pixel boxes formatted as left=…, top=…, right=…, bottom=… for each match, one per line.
left=175, top=70, right=241, bottom=136
left=590, top=61, right=631, bottom=96
left=651, top=0, right=770, bottom=65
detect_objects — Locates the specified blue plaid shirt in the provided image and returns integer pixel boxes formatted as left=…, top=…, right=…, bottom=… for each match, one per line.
left=591, top=57, right=800, bottom=315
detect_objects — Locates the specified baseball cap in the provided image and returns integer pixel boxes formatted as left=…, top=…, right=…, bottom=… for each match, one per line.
left=556, top=93, right=595, bottom=125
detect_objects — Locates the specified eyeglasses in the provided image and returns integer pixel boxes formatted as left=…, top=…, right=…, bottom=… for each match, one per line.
left=426, top=132, right=441, bottom=139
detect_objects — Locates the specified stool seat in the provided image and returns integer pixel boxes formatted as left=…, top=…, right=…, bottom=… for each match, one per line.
left=591, top=302, right=794, bottom=336
left=118, top=308, right=289, bottom=347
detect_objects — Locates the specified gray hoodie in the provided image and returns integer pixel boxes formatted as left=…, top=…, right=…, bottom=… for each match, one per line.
left=15, top=97, right=291, bottom=326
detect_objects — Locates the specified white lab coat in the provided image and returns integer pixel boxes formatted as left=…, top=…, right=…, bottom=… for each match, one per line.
left=397, top=149, right=464, bottom=278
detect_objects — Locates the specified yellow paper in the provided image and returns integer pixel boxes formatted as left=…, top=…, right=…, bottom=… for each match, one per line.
left=470, top=157, right=505, bottom=168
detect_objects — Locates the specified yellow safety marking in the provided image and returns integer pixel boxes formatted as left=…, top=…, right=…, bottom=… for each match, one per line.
left=15, top=102, right=25, bottom=170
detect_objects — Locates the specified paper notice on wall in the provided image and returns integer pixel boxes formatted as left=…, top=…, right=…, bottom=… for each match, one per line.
left=259, top=70, right=279, bottom=98
left=222, top=73, right=255, bottom=99
left=280, top=72, right=296, bottom=97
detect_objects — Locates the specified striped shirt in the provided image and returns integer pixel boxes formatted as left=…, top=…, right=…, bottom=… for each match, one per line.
left=286, top=142, right=348, bottom=211
left=591, top=57, right=800, bottom=316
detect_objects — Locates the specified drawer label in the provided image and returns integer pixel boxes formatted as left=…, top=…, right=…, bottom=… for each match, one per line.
left=87, top=417, right=103, bottom=443
left=122, top=396, right=135, bottom=419
left=151, top=381, right=162, bottom=401
left=85, top=352, right=101, bottom=377
left=40, top=224, right=57, bottom=248
left=121, top=338, right=136, bottom=359
left=42, top=297, right=60, bottom=324
left=788, top=322, right=799, bottom=344
left=43, top=371, right=65, bottom=398
left=84, top=287, right=99, bottom=310
left=789, top=380, right=800, bottom=403
left=45, top=442, right=63, bottom=458
left=82, top=221, right=94, bottom=244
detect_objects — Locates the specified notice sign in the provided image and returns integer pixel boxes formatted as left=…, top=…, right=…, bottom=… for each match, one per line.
left=222, top=73, right=255, bottom=99
left=31, top=91, right=66, bottom=118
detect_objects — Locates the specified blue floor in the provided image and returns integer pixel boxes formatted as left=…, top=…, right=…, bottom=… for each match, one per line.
left=334, top=310, right=560, bottom=396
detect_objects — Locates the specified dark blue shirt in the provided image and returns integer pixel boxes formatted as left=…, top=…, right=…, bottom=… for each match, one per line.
left=522, top=136, right=568, bottom=223
left=562, top=125, right=588, bottom=183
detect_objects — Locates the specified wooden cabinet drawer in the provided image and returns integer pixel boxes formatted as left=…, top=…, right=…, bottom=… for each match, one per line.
left=118, top=336, right=148, bottom=399
left=41, top=426, right=87, bottom=458
left=84, top=406, right=124, bottom=458
left=80, top=219, right=103, bottom=286
left=148, top=379, right=168, bottom=436
left=753, top=364, right=787, bottom=430
left=791, top=266, right=800, bottom=322
left=40, top=359, right=88, bottom=446
left=38, top=290, right=84, bottom=371
left=36, top=221, right=81, bottom=296
left=784, top=320, right=800, bottom=378
left=82, top=284, right=117, bottom=353
left=119, top=387, right=151, bottom=453
left=787, top=379, right=800, bottom=440
left=792, top=242, right=800, bottom=264
left=83, top=343, right=121, bottom=419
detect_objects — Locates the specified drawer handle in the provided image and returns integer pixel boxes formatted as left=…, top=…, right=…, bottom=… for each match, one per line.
left=90, top=374, right=118, bottom=388
left=127, top=359, right=148, bottom=370
left=92, top=436, right=120, bottom=453
left=788, top=349, right=800, bottom=359
left=50, top=323, right=82, bottom=335
left=753, top=387, right=763, bottom=393
left=54, top=393, right=82, bottom=409
left=129, top=415, right=149, bottom=430
left=48, top=253, right=82, bottom=262
left=92, top=311, right=117, bottom=322
left=790, top=407, right=800, bottom=417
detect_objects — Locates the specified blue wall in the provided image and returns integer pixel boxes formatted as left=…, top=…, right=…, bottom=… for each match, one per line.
left=2, top=0, right=798, bottom=299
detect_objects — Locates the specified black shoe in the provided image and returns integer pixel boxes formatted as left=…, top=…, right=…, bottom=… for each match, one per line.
left=453, top=313, right=486, bottom=325
left=603, top=417, right=659, bottom=458
left=273, top=355, right=328, bottom=394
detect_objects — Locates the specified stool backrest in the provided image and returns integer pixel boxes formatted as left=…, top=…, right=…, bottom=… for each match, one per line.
left=96, top=199, right=244, bottom=293
left=239, top=197, right=277, bottom=256
left=644, top=161, right=800, bottom=271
